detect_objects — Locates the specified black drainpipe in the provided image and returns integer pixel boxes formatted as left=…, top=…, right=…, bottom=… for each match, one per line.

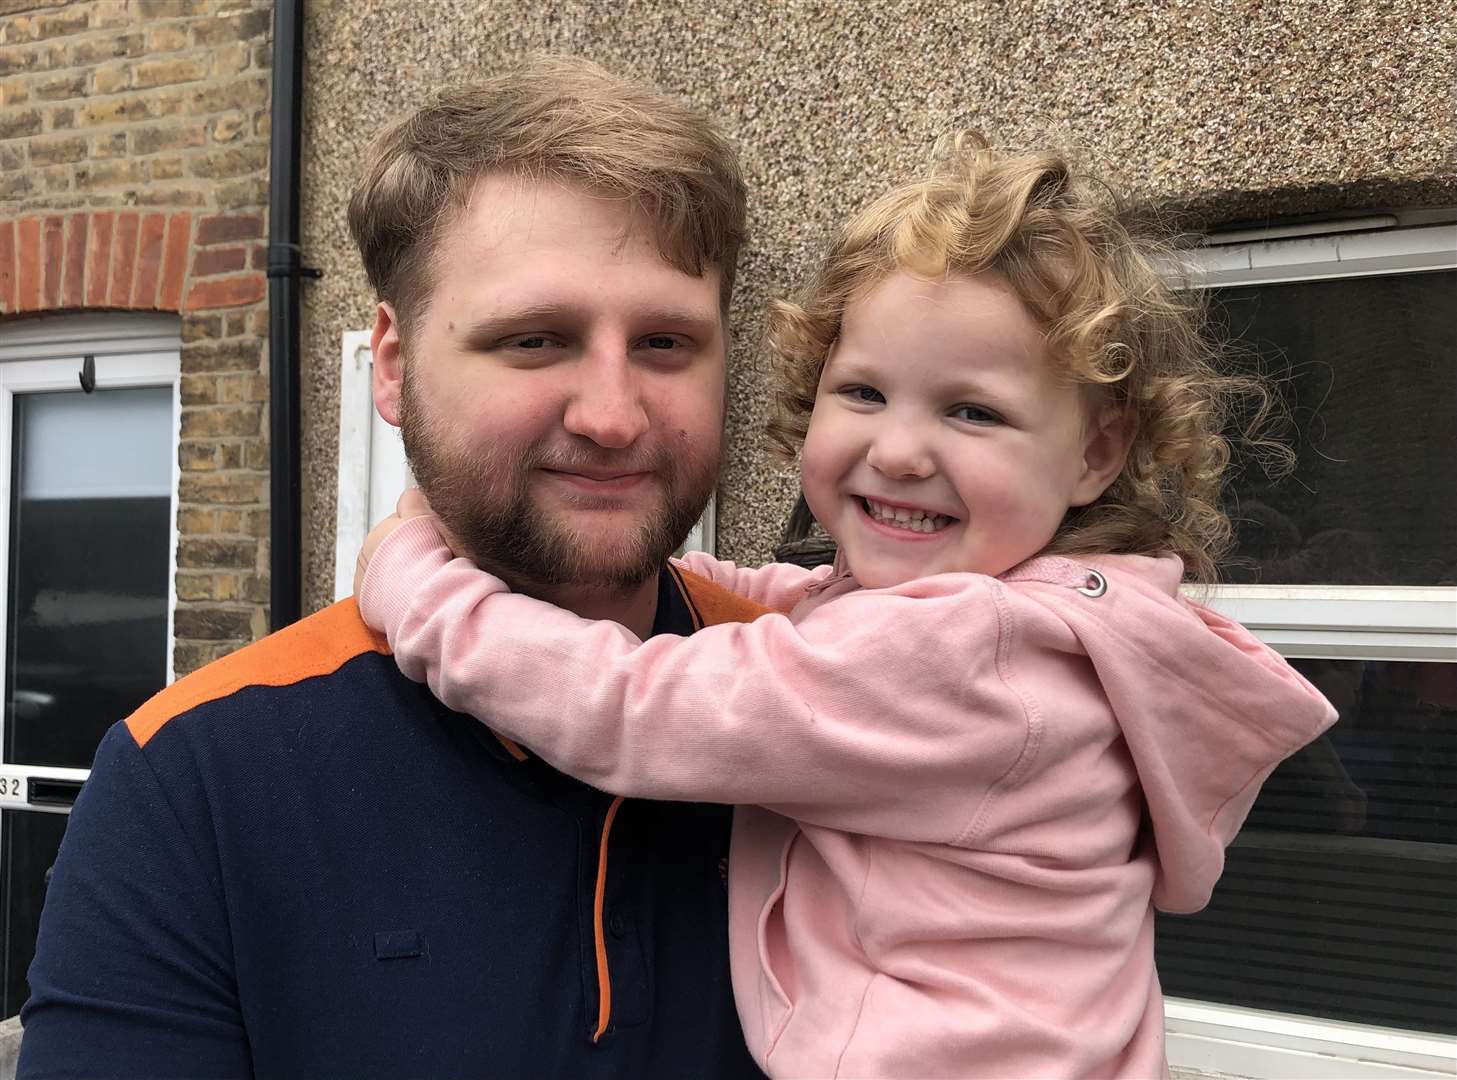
left=266, top=0, right=314, bottom=631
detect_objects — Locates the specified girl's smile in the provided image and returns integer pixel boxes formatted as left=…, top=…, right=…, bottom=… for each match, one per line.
left=856, top=496, right=958, bottom=535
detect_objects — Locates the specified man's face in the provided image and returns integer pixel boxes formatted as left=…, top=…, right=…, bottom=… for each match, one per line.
left=374, top=173, right=726, bottom=593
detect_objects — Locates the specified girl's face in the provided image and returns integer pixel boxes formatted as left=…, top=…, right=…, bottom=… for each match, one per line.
left=800, top=270, right=1128, bottom=589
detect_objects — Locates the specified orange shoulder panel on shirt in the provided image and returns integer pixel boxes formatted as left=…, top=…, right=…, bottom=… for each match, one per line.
left=126, top=598, right=389, bottom=748
left=672, top=566, right=776, bottom=629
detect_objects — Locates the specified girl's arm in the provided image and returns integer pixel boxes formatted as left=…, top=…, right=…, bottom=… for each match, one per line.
left=672, top=550, right=834, bottom=613
left=359, top=517, right=1025, bottom=845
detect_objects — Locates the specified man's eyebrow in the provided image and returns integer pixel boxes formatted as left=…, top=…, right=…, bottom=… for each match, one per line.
left=457, top=305, right=574, bottom=342
left=457, top=306, right=720, bottom=342
left=634, top=309, right=721, bottom=334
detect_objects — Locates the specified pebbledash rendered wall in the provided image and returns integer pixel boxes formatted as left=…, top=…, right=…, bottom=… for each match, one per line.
left=0, top=0, right=275, bottom=673
left=296, top=0, right=1457, bottom=615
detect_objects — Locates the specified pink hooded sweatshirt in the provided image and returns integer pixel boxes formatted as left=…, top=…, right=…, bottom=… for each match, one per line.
left=360, top=517, right=1338, bottom=1079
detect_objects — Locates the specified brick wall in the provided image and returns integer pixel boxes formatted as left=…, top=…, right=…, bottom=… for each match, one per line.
left=0, top=0, right=274, bottom=673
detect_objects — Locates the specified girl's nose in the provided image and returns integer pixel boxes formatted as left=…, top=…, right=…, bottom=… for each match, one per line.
left=865, top=424, right=935, bottom=480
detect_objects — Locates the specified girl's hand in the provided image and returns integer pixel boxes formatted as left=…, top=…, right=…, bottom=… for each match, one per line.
left=393, top=486, right=435, bottom=522
left=353, top=488, right=445, bottom=597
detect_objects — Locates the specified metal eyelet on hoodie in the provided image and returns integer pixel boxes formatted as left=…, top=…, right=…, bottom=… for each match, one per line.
left=1076, top=569, right=1108, bottom=598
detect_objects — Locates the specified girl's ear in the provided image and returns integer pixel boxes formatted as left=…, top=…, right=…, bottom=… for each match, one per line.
left=1070, top=404, right=1136, bottom=507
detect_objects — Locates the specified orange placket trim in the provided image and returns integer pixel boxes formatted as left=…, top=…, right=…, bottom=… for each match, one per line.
left=591, top=795, right=625, bottom=1043
left=492, top=732, right=528, bottom=761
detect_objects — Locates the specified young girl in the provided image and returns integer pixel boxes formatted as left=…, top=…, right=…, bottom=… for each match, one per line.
left=356, top=138, right=1337, bottom=1078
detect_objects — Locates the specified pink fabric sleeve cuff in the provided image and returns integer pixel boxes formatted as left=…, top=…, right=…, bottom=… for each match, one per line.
left=357, top=515, right=456, bottom=643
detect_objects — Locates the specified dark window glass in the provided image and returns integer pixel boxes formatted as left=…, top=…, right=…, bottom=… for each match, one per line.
left=1214, top=270, right=1456, bottom=586
left=1157, top=658, right=1457, bottom=1035
left=1, top=809, right=67, bottom=1017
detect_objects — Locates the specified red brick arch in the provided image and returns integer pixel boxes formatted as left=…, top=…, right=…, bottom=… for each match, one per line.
left=0, top=210, right=266, bottom=319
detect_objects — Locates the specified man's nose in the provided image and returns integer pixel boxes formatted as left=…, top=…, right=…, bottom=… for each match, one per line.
left=561, top=350, right=650, bottom=449
left=865, top=421, right=935, bottom=480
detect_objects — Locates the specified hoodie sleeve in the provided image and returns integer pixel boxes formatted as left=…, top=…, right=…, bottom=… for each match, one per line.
left=672, top=550, right=833, bottom=612
left=359, top=517, right=1030, bottom=844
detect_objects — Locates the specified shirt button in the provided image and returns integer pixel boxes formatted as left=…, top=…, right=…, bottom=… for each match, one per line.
left=607, top=910, right=629, bottom=938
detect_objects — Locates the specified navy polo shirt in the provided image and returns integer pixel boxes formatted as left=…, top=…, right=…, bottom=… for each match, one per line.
left=20, top=566, right=769, bottom=1080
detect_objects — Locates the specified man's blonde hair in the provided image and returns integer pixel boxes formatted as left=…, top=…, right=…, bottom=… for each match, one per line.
left=348, top=55, right=747, bottom=329
left=767, top=134, right=1288, bottom=583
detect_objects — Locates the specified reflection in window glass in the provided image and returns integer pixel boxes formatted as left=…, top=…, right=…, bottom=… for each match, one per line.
left=5, top=388, right=172, bottom=769
left=1156, top=658, right=1457, bottom=1034
left=1213, top=270, right=1455, bottom=586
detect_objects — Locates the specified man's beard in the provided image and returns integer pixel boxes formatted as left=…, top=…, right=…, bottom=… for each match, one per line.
left=398, top=367, right=717, bottom=595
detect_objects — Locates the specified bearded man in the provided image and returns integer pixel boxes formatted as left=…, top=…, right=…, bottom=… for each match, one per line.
left=20, top=57, right=767, bottom=1080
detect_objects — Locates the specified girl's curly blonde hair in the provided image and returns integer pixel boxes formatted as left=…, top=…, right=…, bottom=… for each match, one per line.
left=766, top=134, right=1287, bottom=584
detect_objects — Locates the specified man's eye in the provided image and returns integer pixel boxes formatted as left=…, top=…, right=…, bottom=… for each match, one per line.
left=642, top=334, right=681, bottom=350
left=841, top=385, right=885, bottom=404
left=950, top=403, right=1003, bottom=425
left=513, top=335, right=550, bottom=350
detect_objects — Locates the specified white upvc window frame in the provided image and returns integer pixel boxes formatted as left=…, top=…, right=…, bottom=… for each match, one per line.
left=1163, top=219, right=1457, bottom=1078
left=333, top=330, right=717, bottom=601
left=1168, top=1000, right=1457, bottom=1079
left=0, top=313, right=182, bottom=814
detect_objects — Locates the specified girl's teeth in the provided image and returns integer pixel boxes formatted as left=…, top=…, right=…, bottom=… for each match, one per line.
left=864, top=499, right=949, bottom=533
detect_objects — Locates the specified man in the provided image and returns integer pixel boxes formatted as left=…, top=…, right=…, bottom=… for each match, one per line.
left=20, top=56, right=767, bottom=1079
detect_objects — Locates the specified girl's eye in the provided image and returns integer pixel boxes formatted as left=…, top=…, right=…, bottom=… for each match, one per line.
left=950, top=403, right=1003, bottom=425
left=841, top=385, right=885, bottom=404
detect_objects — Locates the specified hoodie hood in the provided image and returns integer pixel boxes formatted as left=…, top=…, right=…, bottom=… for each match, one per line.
left=1007, top=553, right=1339, bottom=913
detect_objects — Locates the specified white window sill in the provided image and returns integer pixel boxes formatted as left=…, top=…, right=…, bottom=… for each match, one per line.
left=1167, top=998, right=1457, bottom=1078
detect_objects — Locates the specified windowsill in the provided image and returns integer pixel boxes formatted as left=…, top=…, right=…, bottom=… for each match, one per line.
left=1166, top=998, right=1457, bottom=1078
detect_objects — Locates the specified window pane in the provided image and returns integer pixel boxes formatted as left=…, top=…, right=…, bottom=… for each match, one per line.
left=19, top=385, right=173, bottom=500
left=1, top=808, right=67, bottom=1018
left=5, top=388, right=173, bottom=769
left=1214, top=271, right=1456, bottom=586
left=1156, top=658, right=1457, bottom=1034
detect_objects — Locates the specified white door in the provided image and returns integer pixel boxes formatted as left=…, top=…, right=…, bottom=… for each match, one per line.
left=0, top=315, right=180, bottom=1018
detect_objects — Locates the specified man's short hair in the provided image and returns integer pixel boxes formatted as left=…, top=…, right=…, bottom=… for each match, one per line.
left=347, top=54, right=748, bottom=329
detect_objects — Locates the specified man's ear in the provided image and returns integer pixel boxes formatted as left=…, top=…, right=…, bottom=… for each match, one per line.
left=1070, top=404, right=1136, bottom=507
left=371, top=301, right=404, bottom=428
